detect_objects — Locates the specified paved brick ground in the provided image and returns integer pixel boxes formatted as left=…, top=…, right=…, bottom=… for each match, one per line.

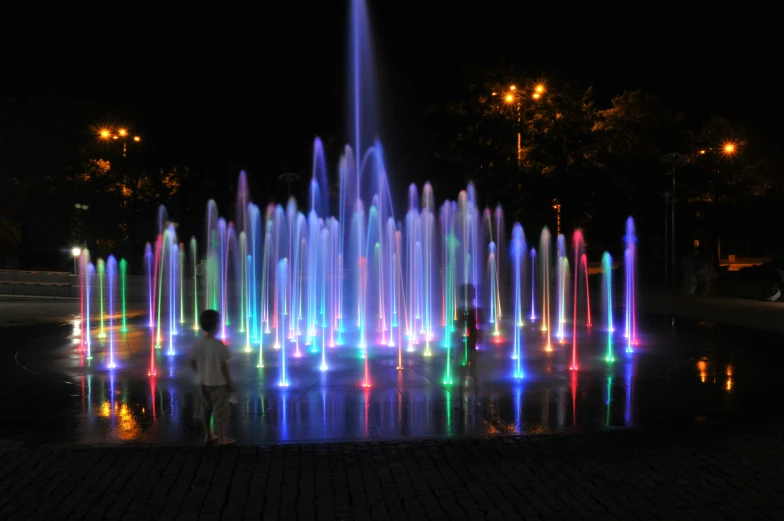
left=1, top=423, right=782, bottom=521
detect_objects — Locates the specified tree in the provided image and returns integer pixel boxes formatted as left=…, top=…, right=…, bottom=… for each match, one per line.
left=0, top=94, right=82, bottom=268
left=427, top=65, right=518, bottom=207
left=513, top=80, right=601, bottom=229
left=429, top=68, right=602, bottom=232
left=592, top=90, right=684, bottom=250
left=681, top=116, right=762, bottom=262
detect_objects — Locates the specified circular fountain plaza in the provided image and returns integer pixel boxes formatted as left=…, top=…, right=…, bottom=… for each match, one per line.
left=3, top=165, right=774, bottom=447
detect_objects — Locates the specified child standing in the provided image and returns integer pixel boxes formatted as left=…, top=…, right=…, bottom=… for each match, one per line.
left=189, top=309, right=235, bottom=445
left=458, top=284, right=484, bottom=385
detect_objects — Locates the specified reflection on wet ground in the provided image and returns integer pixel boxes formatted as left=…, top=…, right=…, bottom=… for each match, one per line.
left=0, top=315, right=780, bottom=446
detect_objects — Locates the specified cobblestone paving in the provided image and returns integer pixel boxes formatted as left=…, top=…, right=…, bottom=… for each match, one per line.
left=1, top=424, right=782, bottom=520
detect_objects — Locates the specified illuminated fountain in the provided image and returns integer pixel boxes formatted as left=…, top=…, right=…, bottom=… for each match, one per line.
left=556, top=234, right=569, bottom=344
left=510, top=224, right=526, bottom=379
left=602, top=252, right=615, bottom=362
left=75, top=168, right=641, bottom=382
left=107, top=256, right=117, bottom=369
left=539, top=227, right=552, bottom=351
left=624, top=217, right=638, bottom=353
left=74, top=0, right=643, bottom=385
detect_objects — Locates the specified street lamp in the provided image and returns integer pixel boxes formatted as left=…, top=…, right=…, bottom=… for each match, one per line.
left=660, top=143, right=739, bottom=289
left=98, top=127, right=141, bottom=158
left=97, top=126, right=142, bottom=243
left=493, top=83, right=545, bottom=168
left=71, top=247, right=81, bottom=274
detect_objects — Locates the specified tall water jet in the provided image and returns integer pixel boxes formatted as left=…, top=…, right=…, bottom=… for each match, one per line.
left=510, top=224, right=526, bottom=379
left=81, top=249, right=93, bottom=359
left=167, top=237, right=178, bottom=356
left=179, top=244, right=185, bottom=325
left=349, top=0, right=381, bottom=185
left=239, top=231, right=251, bottom=351
left=107, top=256, right=118, bottom=369
left=539, top=228, right=552, bottom=350
left=277, top=258, right=289, bottom=387
left=581, top=254, right=593, bottom=328
left=624, top=217, right=638, bottom=352
left=190, top=237, right=199, bottom=331
left=530, top=248, right=537, bottom=321
left=106, top=255, right=117, bottom=369
left=487, top=242, right=502, bottom=339
left=318, top=227, right=330, bottom=371
left=120, top=258, right=128, bottom=333
left=556, top=234, right=568, bottom=343
left=602, top=252, right=615, bottom=362
left=145, top=243, right=154, bottom=328
left=571, top=230, right=585, bottom=371
left=97, top=259, right=106, bottom=339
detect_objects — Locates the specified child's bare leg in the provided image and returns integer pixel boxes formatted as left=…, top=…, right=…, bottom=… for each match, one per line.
left=218, top=423, right=234, bottom=445
left=201, top=418, right=215, bottom=441
left=200, top=390, right=217, bottom=443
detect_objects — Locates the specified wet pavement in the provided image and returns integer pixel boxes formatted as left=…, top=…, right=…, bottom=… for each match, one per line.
left=1, top=313, right=781, bottom=447
left=1, top=308, right=784, bottom=519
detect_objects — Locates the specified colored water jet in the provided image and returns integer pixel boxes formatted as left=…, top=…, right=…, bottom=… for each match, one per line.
left=539, top=228, right=552, bottom=350
left=556, top=234, right=567, bottom=343
left=145, top=243, right=154, bottom=328
left=530, top=248, right=536, bottom=321
left=602, top=252, right=615, bottom=333
left=82, top=249, right=93, bottom=359
left=277, top=258, right=289, bottom=387
left=602, top=252, right=616, bottom=363
left=624, top=217, right=638, bottom=352
left=570, top=230, right=585, bottom=371
left=97, top=259, right=106, bottom=339
left=510, top=223, right=526, bottom=379
left=179, top=244, right=185, bottom=325
left=119, top=258, right=128, bottom=333
left=191, top=237, right=199, bottom=331
left=107, top=256, right=118, bottom=369
left=581, top=254, right=592, bottom=328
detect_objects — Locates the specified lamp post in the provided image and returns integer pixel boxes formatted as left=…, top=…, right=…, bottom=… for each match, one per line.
left=659, top=152, right=686, bottom=289
left=71, top=247, right=81, bottom=274
left=660, top=142, right=737, bottom=289
left=493, top=83, right=545, bottom=169
left=98, top=127, right=142, bottom=243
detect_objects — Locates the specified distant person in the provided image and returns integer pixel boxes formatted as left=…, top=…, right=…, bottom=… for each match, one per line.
left=696, top=257, right=717, bottom=296
left=458, top=284, right=484, bottom=386
left=767, top=268, right=784, bottom=302
left=682, top=251, right=698, bottom=295
left=189, top=310, right=235, bottom=445
left=196, top=259, right=205, bottom=294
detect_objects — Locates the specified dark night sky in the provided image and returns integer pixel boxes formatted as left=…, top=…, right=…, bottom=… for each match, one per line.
left=3, top=4, right=779, bottom=194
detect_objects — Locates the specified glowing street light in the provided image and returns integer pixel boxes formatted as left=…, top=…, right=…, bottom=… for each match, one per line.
left=493, top=82, right=548, bottom=168
left=71, top=247, right=81, bottom=274
left=98, top=127, right=141, bottom=157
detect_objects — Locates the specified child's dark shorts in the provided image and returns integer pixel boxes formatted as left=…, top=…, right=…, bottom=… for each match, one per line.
left=199, top=384, right=230, bottom=423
